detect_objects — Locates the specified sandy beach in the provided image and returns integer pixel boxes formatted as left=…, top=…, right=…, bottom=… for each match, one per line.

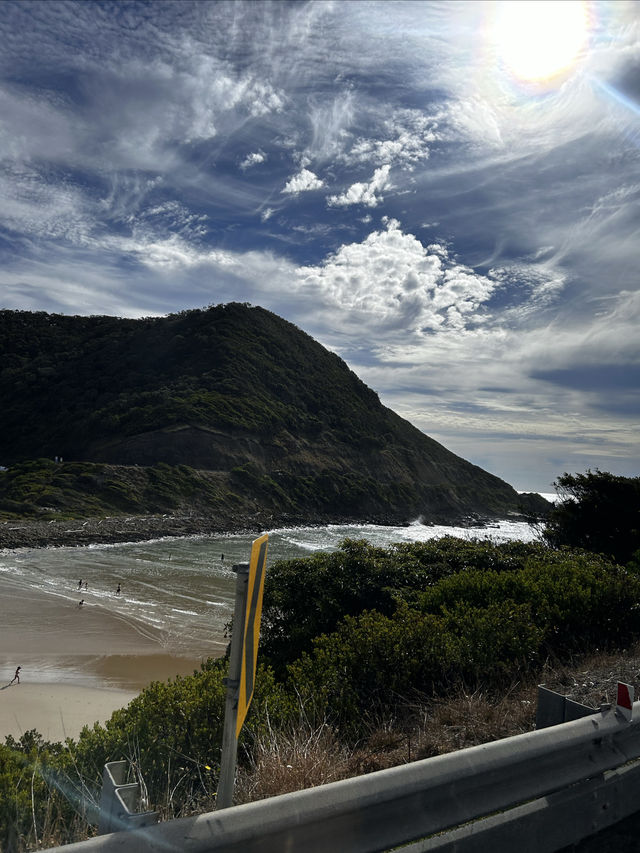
left=0, top=579, right=209, bottom=742
left=0, top=682, right=138, bottom=742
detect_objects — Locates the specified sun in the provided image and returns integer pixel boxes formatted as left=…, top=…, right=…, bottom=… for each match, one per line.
left=492, top=0, right=590, bottom=84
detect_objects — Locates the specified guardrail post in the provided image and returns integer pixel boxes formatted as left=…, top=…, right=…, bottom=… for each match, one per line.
left=97, top=760, right=158, bottom=835
left=536, top=685, right=598, bottom=728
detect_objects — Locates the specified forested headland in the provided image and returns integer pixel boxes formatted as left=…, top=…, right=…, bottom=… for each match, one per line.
left=0, top=304, right=549, bottom=544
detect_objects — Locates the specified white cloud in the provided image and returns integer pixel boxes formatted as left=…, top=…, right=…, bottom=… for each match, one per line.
left=0, top=166, right=94, bottom=246
left=240, top=151, right=267, bottom=170
left=344, top=111, right=438, bottom=169
left=0, top=88, right=76, bottom=164
left=246, top=80, right=285, bottom=116
left=136, top=200, right=209, bottom=239
left=281, top=168, right=324, bottom=195
left=327, top=164, right=391, bottom=208
left=295, top=218, right=499, bottom=336
left=118, top=233, right=236, bottom=271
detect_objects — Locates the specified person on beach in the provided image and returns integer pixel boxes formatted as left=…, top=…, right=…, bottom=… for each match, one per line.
left=116, top=584, right=121, bottom=595
left=78, top=579, right=83, bottom=589
left=9, top=666, right=20, bottom=685
left=78, top=599, right=85, bottom=607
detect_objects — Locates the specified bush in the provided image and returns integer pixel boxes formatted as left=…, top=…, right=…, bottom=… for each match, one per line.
left=260, top=537, right=581, bottom=673
left=0, top=731, right=82, bottom=852
left=420, top=550, right=640, bottom=652
left=67, top=660, right=228, bottom=818
left=544, top=470, right=640, bottom=565
left=288, top=599, right=543, bottom=735
left=282, top=544, right=638, bottom=734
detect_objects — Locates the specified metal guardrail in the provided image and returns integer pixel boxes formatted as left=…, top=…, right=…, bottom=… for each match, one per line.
left=49, top=701, right=640, bottom=853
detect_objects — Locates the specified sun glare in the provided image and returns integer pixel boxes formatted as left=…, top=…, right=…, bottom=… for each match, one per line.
left=492, top=0, right=590, bottom=85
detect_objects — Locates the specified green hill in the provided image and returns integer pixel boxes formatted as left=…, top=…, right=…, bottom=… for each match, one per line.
left=0, top=304, right=547, bottom=523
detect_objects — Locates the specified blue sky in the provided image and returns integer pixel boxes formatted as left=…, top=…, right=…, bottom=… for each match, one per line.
left=1, top=0, right=638, bottom=491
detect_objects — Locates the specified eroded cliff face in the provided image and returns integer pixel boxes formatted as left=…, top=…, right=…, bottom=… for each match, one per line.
left=85, top=424, right=275, bottom=471
left=82, top=419, right=531, bottom=522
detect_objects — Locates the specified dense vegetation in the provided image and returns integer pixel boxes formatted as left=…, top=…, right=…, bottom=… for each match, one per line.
left=544, top=470, right=640, bottom=566
left=0, top=457, right=534, bottom=531
left=3, top=530, right=640, bottom=850
left=0, top=305, right=548, bottom=522
left=0, top=304, right=380, bottom=456
left=0, top=458, right=230, bottom=520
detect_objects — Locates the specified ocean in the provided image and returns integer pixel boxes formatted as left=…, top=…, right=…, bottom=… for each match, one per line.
left=0, top=513, right=549, bottom=668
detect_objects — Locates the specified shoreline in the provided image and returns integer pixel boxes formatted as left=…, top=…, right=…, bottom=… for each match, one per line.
left=0, top=579, right=213, bottom=686
left=0, top=511, right=362, bottom=551
left=0, top=507, right=521, bottom=551
left=0, top=513, right=268, bottom=550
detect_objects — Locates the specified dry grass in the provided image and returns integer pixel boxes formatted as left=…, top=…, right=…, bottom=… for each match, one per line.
left=538, top=642, right=640, bottom=708
left=234, top=644, right=640, bottom=804
left=411, top=684, right=538, bottom=760
left=234, top=683, right=540, bottom=803
left=235, top=720, right=354, bottom=803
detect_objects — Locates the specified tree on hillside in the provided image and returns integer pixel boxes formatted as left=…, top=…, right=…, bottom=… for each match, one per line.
left=543, top=470, right=640, bottom=566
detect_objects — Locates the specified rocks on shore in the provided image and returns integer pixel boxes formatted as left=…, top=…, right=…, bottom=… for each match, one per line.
left=0, top=514, right=264, bottom=550
left=0, top=510, right=380, bottom=549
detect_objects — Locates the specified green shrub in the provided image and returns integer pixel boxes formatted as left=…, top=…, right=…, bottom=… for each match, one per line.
left=419, top=551, right=640, bottom=654
left=0, top=732, right=81, bottom=851
left=277, top=542, right=637, bottom=734
left=261, top=537, right=570, bottom=673
left=288, top=598, right=544, bottom=735
left=544, top=470, right=640, bottom=565
left=68, top=660, right=228, bottom=815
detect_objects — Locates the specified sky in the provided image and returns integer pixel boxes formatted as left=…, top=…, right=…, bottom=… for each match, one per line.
left=1, top=0, right=639, bottom=492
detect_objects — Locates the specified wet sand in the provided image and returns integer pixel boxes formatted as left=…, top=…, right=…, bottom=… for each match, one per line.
left=0, top=581, right=211, bottom=742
